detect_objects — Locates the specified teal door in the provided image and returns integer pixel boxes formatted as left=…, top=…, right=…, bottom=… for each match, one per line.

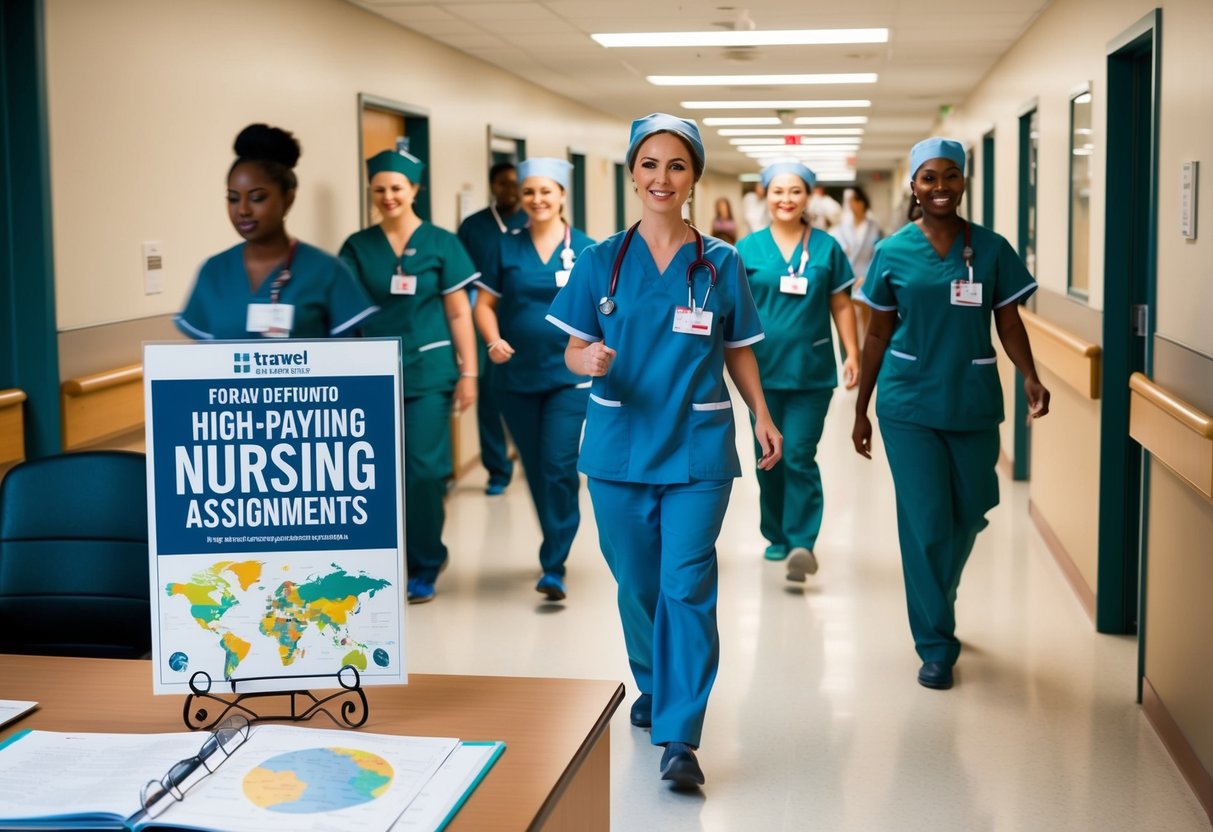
left=1013, top=110, right=1038, bottom=481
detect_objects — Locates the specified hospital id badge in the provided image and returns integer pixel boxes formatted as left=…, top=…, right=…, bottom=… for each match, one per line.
left=555, top=270, right=571, bottom=288
left=780, top=274, right=808, bottom=295
left=672, top=306, right=713, bottom=336
left=951, top=280, right=982, bottom=307
left=247, top=302, right=294, bottom=336
left=391, top=273, right=418, bottom=295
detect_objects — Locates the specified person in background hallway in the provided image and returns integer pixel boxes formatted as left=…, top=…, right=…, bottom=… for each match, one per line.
left=472, top=158, right=595, bottom=602
left=710, top=197, right=738, bottom=244
left=852, top=138, right=1049, bottom=691
left=736, top=162, right=859, bottom=582
left=741, top=181, right=770, bottom=233
left=831, top=186, right=883, bottom=344
left=808, top=183, right=843, bottom=230
left=458, top=162, right=526, bottom=495
left=339, top=149, right=479, bottom=605
left=176, top=124, right=376, bottom=341
left=547, top=114, right=781, bottom=790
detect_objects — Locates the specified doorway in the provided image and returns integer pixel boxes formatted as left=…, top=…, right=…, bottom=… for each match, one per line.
left=982, top=131, right=995, bottom=228
left=568, top=150, right=587, bottom=230
left=359, top=95, right=430, bottom=225
left=1014, top=107, right=1039, bottom=481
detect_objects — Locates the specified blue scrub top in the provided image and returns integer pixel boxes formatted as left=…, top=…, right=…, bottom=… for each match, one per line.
left=735, top=226, right=854, bottom=391
left=458, top=205, right=529, bottom=273
left=547, top=229, right=764, bottom=484
left=476, top=225, right=596, bottom=393
left=860, top=221, right=1036, bottom=429
left=176, top=241, right=377, bottom=340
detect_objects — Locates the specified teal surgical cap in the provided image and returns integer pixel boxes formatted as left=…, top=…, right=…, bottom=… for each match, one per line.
left=518, top=157, right=574, bottom=191
left=367, top=149, right=425, bottom=183
left=909, top=137, right=966, bottom=178
left=761, top=161, right=816, bottom=190
left=627, top=113, right=705, bottom=179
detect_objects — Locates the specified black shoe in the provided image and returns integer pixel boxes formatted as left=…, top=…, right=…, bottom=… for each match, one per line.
left=917, top=661, right=954, bottom=690
left=660, top=742, right=705, bottom=790
left=629, top=693, right=652, bottom=728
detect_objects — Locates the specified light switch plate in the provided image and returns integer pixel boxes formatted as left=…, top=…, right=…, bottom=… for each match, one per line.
left=142, top=241, right=164, bottom=294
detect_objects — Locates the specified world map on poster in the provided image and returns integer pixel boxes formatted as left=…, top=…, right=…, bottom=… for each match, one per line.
left=243, top=747, right=394, bottom=813
left=164, top=561, right=393, bottom=679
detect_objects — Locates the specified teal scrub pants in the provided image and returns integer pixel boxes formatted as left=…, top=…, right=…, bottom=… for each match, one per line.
left=878, top=418, right=1000, bottom=665
left=752, top=388, right=833, bottom=551
left=587, top=477, right=732, bottom=747
left=404, top=392, right=454, bottom=582
left=496, top=385, right=588, bottom=577
left=476, top=338, right=514, bottom=488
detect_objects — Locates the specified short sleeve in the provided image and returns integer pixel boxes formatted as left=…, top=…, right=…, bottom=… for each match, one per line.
left=439, top=232, right=480, bottom=295
left=175, top=263, right=216, bottom=340
left=325, top=258, right=378, bottom=335
left=825, top=235, right=856, bottom=294
left=859, top=243, right=896, bottom=311
left=993, top=235, right=1037, bottom=308
left=723, top=251, right=764, bottom=348
left=474, top=234, right=505, bottom=298
left=546, top=250, right=602, bottom=343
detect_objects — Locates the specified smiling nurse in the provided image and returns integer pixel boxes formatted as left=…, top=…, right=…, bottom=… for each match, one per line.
left=853, top=137, right=1050, bottom=691
left=547, top=114, right=782, bottom=790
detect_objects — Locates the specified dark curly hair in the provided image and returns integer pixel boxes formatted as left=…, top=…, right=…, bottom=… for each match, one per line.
left=229, top=124, right=300, bottom=193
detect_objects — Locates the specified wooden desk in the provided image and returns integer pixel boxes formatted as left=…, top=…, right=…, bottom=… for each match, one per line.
left=0, top=655, right=622, bottom=831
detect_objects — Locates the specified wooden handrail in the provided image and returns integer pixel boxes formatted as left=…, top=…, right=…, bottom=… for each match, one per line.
left=1019, top=308, right=1100, bottom=357
left=0, top=388, right=26, bottom=466
left=1129, top=373, right=1213, bottom=439
left=61, top=364, right=142, bottom=396
left=0, top=389, right=27, bottom=409
left=1020, top=307, right=1101, bottom=399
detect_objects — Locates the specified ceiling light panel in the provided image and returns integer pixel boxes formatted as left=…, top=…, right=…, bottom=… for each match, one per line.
left=682, top=100, right=872, bottom=109
left=792, top=116, right=869, bottom=125
left=718, top=128, right=865, bottom=136
left=701, top=117, right=783, bottom=126
left=592, top=28, right=888, bottom=48
left=648, top=73, right=877, bottom=86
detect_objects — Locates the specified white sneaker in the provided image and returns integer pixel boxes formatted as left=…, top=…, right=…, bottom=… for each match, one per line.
left=786, top=547, right=818, bottom=582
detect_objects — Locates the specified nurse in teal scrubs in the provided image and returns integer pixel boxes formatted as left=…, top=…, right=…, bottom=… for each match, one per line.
left=473, top=158, right=595, bottom=602
left=853, top=138, right=1050, bottom=691
left=339, top=149, right=480, bottom=605
left=736, top=162, right=859, bottom=582
left=548, top=115, right=782, bottom=790
left=177, top=124, right=376, bottom=341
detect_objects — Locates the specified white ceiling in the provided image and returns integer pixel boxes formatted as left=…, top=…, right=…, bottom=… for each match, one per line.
left=347, top=0, right=1053, bottom=177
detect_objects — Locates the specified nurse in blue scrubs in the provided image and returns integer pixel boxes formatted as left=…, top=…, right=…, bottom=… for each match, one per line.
left=458, top=162, right=527, bottom=495
left=735, top=162, right=859, bottom=581
left=853, top=138, right=1050, bottom=691
left=339, top=149, right=480, bottom=605
left=473, top=158, right=595, bottom=602
left=177, top=124, right=376, bottom=341
left=548, top=115, right=782, bottom=790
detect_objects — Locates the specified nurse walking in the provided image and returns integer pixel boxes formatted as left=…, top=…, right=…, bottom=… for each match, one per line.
left=473, top=158, right=595, bottom=601
left=548, top=115, right=782, bottom=789
left=736, top=162, right=859, bottom=581
left=853, top=138, right=1049, bottom=690
left=177, top=124, right=376, bottom=341
left=339, top=150, right=480, bottom=604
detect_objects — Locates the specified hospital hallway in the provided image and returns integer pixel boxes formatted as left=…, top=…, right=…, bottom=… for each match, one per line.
left=409, top=385, right=1210, bottom=831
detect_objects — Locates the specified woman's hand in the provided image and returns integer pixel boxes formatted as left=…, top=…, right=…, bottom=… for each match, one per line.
left=754, top=414, right=783, bottom=470
left=841, top=354, right=860, bottom=389
left=852, top=412, right=873, bottom=459
left=1025, top=376, right=1051, bottom=422
left=582, top=342, right=616, bottom=377
left=487, top=339, right=515, bottom=365
left=453, top=376, right=477, bottom=414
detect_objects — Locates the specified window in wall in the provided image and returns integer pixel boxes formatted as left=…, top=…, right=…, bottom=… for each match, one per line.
left=1018, top=107, right=1039, bottom=276
left=614, top=162, right=626, bottom=231
left=1069, top=86, right=1093, bottom=299
left=982, top=131, right=995, bottom=227
left=568, top=150, right=587, bottom=229
left=488, top=129, right=525, bottom=168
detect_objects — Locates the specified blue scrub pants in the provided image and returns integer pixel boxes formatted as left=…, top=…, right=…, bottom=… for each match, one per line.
left=496, top=385, right=589, bottom=577
left=878, top=418, right=1000, bottom=665
left=404, top=392, right=453, bottom=582
left=752, top=388, right=832, bottom=551
left=476, top=338, right=514, bottom=488
left=587, top=477, right=733, bottom=747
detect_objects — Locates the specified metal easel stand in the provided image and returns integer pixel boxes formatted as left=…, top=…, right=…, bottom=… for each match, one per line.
left=181, top=664, right=369, bottom=731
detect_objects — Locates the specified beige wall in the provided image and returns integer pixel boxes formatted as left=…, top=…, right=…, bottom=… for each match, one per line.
left=44, top=0, right=633, bottom=333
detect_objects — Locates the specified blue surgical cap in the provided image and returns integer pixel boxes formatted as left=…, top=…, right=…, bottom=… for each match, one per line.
left=518, top=157, right=574, bottom=191
left=761, top=161, right=816, bottom=190
left=909, top=138, right=966, bottom=179
left=367, top=149, right=425, bottom=183
left=627, top=114, right=705, bottom=179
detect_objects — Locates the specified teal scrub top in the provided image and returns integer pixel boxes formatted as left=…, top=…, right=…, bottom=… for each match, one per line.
left=860, top=221, right=1037, bottom=430
left=339, top=223, right=478, bottom=397
left=547, top=229, right=765, bottom=485
left=735, top=226, right=855, bottom=391
left=458, top=205, right=528, bottom=273
left=175, top=241, right=377, bottom=340
left=476, top=225, right=596, bottom=393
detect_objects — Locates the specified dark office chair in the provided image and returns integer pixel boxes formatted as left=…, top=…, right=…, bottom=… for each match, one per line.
left=0, top=450, right=152, bottom=658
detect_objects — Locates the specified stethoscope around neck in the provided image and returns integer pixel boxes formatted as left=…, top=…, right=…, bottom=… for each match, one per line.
left=598, top=222, right=717, bottom=316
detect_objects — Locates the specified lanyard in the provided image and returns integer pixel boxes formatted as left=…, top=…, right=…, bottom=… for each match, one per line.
left=268, top=240, right=299, bottom=305
left=600, top=222, right=717, bottom=315
left=489, top=203, right=507, bottom=233
left=961, top=220, right=974, bottom=282
left=788, top=224, right=811, bottom=278
left=558, top=223, right=574, bottom=271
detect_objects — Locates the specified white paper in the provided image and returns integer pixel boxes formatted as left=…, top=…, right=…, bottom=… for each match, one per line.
left=392, top=743, right=503, bottom=831
left=0, top=700, right=36, bottom=730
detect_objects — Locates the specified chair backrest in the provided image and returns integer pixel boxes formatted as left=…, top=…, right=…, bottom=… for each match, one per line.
left=0, top=450, right=151, bottom=658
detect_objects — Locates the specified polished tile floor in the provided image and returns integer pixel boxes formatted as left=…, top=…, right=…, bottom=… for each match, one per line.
left=411, top=387, right=1210, bottom=831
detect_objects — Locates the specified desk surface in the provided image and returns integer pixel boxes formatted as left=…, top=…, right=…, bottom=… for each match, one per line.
left=0, top=655, right=623, bottom=831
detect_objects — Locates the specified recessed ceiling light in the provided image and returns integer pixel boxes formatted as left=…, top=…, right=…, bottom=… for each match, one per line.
left=682, top=99, right=872, bottom=109
left=648, top=73, right=877, bottom=86
left=701, top=117, right=783, bottom=126
left=718, top=127, right=865, bottom=136
left=592, top=28, right=888, bottom=48
left=792, top=116, right=869, bottom=125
